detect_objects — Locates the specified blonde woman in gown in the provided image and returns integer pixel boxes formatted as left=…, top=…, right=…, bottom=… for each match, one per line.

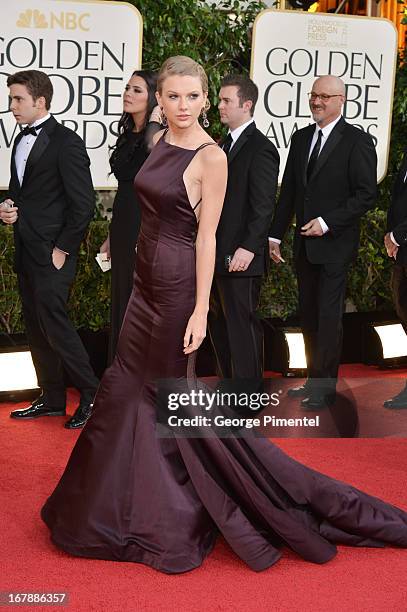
left=41, top=56, right=407, bottom=574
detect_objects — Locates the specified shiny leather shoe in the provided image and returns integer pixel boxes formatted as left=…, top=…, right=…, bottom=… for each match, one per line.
left=64, top=402, right=94, bottom=429
left=10, top=398, right=66, bottom=419
left=383, top=390, right=407, bottom=409
left=301, top=393, right=336, bottom=411
left=287, top=382, right=312, bottom=398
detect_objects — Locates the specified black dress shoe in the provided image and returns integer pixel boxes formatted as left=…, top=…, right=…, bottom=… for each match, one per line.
left=64, top=402, right=94, bottom=429
left=301, top=392, right=336, bottom=411
left=383, top=390, right=407, bottom=409
left=287, top=382, right=312, bottom=398
left=10, top=398, right=66, bottom=419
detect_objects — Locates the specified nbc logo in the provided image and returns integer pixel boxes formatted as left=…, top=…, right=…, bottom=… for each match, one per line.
left=16, top=8, right=90, bottom=31
left=17, top=9, right=48, bottom=28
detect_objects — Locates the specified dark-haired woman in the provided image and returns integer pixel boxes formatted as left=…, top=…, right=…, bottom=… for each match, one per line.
left=100, top=70, right=161, bottom=363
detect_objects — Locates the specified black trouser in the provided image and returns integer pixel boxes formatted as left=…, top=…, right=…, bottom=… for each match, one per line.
left=208, top=275, right=263, bottom=381
left=17, top=247, right=99, bottom=407
left=296, top=242, right=348, bottom=391
left=391, top=263, right=407, bottom=329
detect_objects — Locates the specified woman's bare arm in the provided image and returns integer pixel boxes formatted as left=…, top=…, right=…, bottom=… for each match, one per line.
left=184, top=145, right=227, bottom=354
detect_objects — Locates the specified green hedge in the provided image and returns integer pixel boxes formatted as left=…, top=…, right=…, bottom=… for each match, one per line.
left=259, top=207, right=393, bottom=318
left=0, top=207, right=394, bottom=334
left=1, top=1, right=403, bottom=333
left=0, top=222, right=111, bottom=333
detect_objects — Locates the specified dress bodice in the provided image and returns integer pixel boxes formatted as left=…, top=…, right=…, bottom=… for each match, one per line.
left=135, top=135, right=213, bottom=248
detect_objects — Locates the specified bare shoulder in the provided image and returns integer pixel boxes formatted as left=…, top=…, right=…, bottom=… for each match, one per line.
left=152, top=129, right=166, bottom=146
left=199, top=142, right=226, bottom=167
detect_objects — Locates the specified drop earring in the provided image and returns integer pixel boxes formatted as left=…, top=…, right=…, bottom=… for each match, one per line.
left=161, top=108, right=168, bottom=127
left=201, top=110, right=209, bottom=128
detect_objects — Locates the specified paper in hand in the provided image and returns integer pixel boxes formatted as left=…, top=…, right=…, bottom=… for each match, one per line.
left=95, top=252, right=111, bottom=272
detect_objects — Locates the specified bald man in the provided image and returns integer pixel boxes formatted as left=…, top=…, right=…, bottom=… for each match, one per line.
left=269, top=75, right=377, bottom=410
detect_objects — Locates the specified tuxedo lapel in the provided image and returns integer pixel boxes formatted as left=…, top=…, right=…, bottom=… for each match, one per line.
left=227, top=122, right=256, bottom=165
left=22, top=120, right=53, bottom=187
left=219, top=135, right=228, bottom=149
left=10, top=132, right=24, bottom=191
left=301, top=126, right=314, bottom=186
left=308, top=117, right=346, bottom=183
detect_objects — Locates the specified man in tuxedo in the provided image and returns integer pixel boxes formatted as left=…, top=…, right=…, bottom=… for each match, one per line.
left=0, top=70, right=99, bottom=428
left=383, top=153, right=407, bottom=408
left=208, top=74, right=279, bottom=389
left=269, top=75, right=377, bottom=410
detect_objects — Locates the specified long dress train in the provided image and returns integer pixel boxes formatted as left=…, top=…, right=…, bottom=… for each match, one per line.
left=41, top=133, right=407, bottom=574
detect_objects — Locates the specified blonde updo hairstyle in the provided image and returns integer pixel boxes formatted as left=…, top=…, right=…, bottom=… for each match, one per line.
left=157, top=56, right=211, bottom=112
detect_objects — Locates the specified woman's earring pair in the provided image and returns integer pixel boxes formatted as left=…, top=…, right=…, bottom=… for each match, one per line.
left=160, top=107, right=209, bottom=128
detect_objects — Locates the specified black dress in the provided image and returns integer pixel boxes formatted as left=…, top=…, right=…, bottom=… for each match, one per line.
left=41, top=134, right=407, bottom=574
left=108, top=125, right=159, bottom=363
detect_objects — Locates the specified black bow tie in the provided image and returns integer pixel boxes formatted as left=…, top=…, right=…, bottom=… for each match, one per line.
left=21, top=125, right=38, bottom=137
left=21, top=118, right=50, bottom=137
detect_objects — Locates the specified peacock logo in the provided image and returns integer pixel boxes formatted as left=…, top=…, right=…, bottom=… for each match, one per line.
left=16, top=8, right=90, bottom=31
left=16, top=9, right=48, bottom=28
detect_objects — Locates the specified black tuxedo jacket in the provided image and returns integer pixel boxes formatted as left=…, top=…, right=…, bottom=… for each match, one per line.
left=7, top=116, right=95, bottom=270
left=215, top=121, right=279, bottom=276
left=270, top=117, right=377, bottom=264
left=387, top=152, right=407, bottom=264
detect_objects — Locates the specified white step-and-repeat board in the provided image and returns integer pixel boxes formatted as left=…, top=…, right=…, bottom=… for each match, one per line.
left=251, top=10, right=398, bottom=182
left=0, top=0, right=142, bottom=189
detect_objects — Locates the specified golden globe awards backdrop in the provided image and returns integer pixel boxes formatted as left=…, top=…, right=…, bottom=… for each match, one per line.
left=251, top=10, right=398, bottom=182
left=0, top=0, right=142, bottom=189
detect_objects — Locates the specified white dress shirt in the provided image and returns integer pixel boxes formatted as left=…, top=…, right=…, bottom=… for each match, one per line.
left=308, top=115, right=342, bottom=234
left=227, top=118, right=254, bottom=150
left=14, top=114, right=68, bottom=255
left=307, top=115, right=342, bottom=161
left=14, top=114, right=51, bottom=185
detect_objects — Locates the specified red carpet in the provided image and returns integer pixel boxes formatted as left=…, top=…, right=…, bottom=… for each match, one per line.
left=1, top=388, right=407, bottom=611
left=262, top=364, right=407, bottom=437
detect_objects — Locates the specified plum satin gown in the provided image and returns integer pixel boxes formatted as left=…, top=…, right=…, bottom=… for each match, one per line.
left=41, top=132, right=407, bottom=574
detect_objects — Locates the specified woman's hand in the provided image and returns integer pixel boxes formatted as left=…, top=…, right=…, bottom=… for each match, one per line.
left=183, top=310, right=207, bottom=354
left=100, top=236, right=111, bottom=260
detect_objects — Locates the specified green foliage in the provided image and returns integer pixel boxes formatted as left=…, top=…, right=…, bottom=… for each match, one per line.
left=259, top=226, right=298, bottom=319
left=1, top=209, right=393, bottom=335
left=130, top=0, right=266, bottom=138
left=0, top=222, right=111, bottom=334
left=67, top=221, right=111, bottom=330
left=1, top=2, right=405, bottom=333
left=376, top=46, right=407, bottom=210
left=0, top=226, right=22, bottom=333
left=259, top=208, right=394, bottom=319
left=347, top=208, right=392, bottom=312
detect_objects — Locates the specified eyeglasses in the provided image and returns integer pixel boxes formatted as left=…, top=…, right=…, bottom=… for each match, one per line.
left=308, top=92, right=343, bottom=102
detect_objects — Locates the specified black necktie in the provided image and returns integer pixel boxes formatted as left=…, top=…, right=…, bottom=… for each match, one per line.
left=222, top=133, right=233, bottom=156
left=307, top=129, right=323, bottom=180
left=21, top=125, right=38, bottom=137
